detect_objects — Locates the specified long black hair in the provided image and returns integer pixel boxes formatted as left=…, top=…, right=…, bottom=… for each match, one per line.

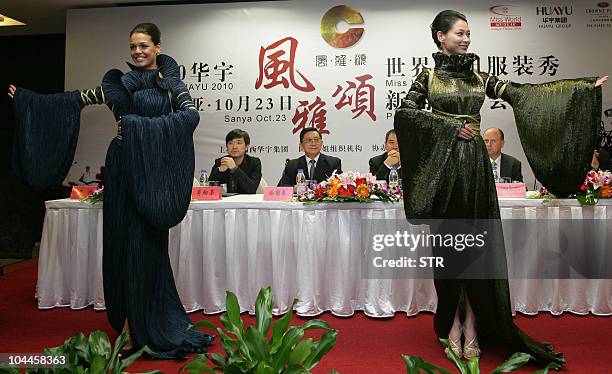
left=430, top=10, right=467, bottom=49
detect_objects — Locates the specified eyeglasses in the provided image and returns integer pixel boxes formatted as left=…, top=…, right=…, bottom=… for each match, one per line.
left=302, top=138, right=322, bottom=144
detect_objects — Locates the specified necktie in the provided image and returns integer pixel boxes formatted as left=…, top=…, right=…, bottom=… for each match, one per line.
left=492, top=160, right=499, bottom=180
left=309, top=159, right=316, bottom=180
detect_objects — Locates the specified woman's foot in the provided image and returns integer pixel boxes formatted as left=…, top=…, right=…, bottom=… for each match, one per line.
left=463, top=336, right=481, bottom=359
left=444, top=327, right=463, bottom=358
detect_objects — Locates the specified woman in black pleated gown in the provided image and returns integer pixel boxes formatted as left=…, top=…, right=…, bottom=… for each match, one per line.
left=8, top=23, right=214, bottom=359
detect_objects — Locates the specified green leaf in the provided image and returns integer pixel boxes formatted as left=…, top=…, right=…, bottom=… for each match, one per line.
left=289, top=338, right=313, bottom=365
left=207, top=352, right=228, bottom=368
left=533, top=361, right=563, bottom=374
left=118, top=346, right=151, bottom=371
left=181, top=356, right=216, bottom=374
left=271, top=326, right=304, bottom=371
left=254, top=361, right=274, bottom=374
left=225, top=290, right=245, bottom=333
left=220, top=310, right=243, bottom=340
left=466, top=357, right=480, bottom=374
left=243, top=326, right=270, bottom=362
left=89, top=355, right=106, bottom=373
left=72, top=333, right=91, bottom=362
left=88, top=331, right=112, bottom=359
left=402, top=354, right=421, bottom=374
left=401, top=354, right=452, bottom=374
left=107, top=331, right=130, bottom=371
left=302, top=329, right=338, bottom=370
left=491, top=352, right=532, bottom=373
left=255, top=287, right=274, bottom=336
left=195, top=320, right=220, bottom=331
left=283, top=364, right=308, bottom=374
left=270, top=299, right=297, bottom=353
left=301, top=319, right=331, bottom=331
left=439, top=339, right=467, bottom=374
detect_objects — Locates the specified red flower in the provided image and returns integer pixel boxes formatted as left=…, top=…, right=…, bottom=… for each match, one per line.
left=355, top=177, right=366, bottom=186
left=314, top=186, right=325, bottom=199
left=580, top=184, right=588, bottom=191
left=338, top=186, right=352, bottom=197
left=348, top=184, right=356, bottom=194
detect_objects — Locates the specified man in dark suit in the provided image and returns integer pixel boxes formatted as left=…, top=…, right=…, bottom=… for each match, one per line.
left=369, top=129, right=400, bottom=182
left=209, top=129, right=262, bottom=194
left=592, top=148, right=611, bottom=171
left=277, top=127, right=342, bottom=186
left=483, top=127, right=523, bottom=182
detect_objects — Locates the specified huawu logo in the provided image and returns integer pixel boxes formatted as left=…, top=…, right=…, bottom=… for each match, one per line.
left=320, top=5, right=364, bottom=48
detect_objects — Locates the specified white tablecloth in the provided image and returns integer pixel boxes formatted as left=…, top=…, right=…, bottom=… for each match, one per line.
left=36, top=196, right=612, bottom=316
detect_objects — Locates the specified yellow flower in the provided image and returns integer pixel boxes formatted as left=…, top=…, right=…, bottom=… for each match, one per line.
left=331, top=178, right=341, bottom=187
left=356, top=183, right=369, bottom=198
left=327, top=186, right=338, bottom=198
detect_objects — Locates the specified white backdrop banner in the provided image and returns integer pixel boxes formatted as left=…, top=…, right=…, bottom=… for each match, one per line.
left=64, top=0, right=612, bottom=188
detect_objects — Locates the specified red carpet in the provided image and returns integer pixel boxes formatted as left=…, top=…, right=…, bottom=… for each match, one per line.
left=1, top=259, right=611, bottom=373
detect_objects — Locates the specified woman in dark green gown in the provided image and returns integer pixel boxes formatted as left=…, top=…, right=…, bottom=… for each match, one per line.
left=8, top=23, right=214, bottom=359
left=393, top=10, right=607, bottom=366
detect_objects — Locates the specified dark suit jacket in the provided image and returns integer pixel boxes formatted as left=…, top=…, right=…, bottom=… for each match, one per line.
left=500, top=153, right=523, bottom=182
left=209, top=154, right=262, bottom=194
left=368, top=152, right=401, bottom=182
left=596, top=149, right=611, bottom=171
left=277, top=153, right=342, bottom=186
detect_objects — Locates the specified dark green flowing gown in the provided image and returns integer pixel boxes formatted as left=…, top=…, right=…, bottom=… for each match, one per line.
left=11, top=54, right=214, bottom=358
left=394, top=52, right=602, bottom=367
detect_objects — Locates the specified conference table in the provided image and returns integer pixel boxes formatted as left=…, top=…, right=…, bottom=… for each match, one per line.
left=36, top=195, right=612, bottom=317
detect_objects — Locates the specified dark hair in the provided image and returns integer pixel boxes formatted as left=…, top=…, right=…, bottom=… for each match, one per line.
left=226, top=128, right=250, bottom=146
left=430, top=10, right=467, bottom=49
left=130, top=23, right=161, bottom=45
left=484, top=127, right=505, bottom=140
left=384, top=129, right=396, bottom=143
left=299, top=127, right=322, bottom=143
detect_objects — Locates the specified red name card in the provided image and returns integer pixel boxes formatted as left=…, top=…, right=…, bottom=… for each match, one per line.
left=496, top=182, right=526, bottom=198
left=263, top=186, right=293, bottom=201
left=192, top=186, right=222, bottom=201
left=70, top=186, right=98, bottom=200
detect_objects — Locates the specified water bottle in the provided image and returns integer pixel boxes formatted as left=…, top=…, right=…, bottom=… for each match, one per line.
left=296, top=169, right=306, bottom=194
left=389, top=166, right=399, bottom=188
left=199, top=169, right=209, bottom=186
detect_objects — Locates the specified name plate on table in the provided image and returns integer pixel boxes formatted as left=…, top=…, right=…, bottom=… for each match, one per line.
left=70, top=186, right=98, bottom=200
left=496, top=182, right=526, bottom=198
left=263, top=186, right=293, bottom=201
left=192, top=186, right=222, bottom=201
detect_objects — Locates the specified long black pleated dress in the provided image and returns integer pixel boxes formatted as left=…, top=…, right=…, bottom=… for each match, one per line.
left=394, top=52, right=602, bottom=367
left=12, top=54, right=214, bottom=359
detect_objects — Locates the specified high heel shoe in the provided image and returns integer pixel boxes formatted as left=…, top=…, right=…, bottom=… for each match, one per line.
left=444, top=334, right=463, bottom=358
left=463, top=336, right=481, bottom=359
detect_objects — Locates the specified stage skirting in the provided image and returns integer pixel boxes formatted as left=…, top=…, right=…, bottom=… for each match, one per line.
left=36, top=196, right=612, bottom=316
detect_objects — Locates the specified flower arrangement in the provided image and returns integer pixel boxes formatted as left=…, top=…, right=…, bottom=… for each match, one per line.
left=526, top=186, right=556, bottom=200
left=576, top=169, right=612, bottom=205
left=295, top=171, right=402, bottom=203
left=81, top=186, right=104, bottom=204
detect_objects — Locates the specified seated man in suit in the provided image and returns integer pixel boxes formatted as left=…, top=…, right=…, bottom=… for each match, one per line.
left=209, top=129, right=262, bottom=194
left=277, top=127, right=342, bottom=186
left=368, top=129, right=400, bottom=182
left=483, top=127, right=523, bottom=182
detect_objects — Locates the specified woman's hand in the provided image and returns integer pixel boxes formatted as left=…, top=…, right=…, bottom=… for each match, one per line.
left=7, top=85, right=16, bottom=99
left=457, top=124, right=476, bottom=140
left=595, top=76, right=608, bottom=87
